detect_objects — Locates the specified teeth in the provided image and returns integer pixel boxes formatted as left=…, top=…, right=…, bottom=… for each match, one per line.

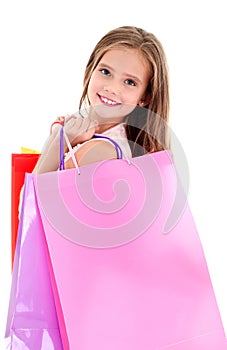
left=101, top=96, right=118, bottom=105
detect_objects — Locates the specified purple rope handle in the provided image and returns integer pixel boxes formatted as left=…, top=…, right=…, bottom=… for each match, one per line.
left=59, top=126, right=65, bottom=170
left=59, top=127, right=123, bottom=170
left=93, top=134, right=123, bottom=159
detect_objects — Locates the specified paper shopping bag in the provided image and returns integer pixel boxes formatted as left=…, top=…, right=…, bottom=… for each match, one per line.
left=5, top=173, right=64, bottom=349
left=33, top=150, right=227, bottom=349
left=11, top=153, right=40, bottom=265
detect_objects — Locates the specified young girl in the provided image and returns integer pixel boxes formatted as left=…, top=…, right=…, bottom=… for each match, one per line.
left=33, top=25, right=170, bottom=174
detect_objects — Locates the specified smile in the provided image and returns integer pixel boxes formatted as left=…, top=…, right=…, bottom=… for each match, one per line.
left=98, top=94, right=121, bottom=106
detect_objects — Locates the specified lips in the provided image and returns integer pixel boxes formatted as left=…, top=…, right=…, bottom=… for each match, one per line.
left=98, top=94, right=121, bottom=106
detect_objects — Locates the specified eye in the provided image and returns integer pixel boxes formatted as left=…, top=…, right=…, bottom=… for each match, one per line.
left=100, top=68, right=111, bottom=76
left=125, top=79, right=136, bottom=86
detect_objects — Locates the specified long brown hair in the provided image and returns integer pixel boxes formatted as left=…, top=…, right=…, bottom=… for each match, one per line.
left=79, top=26, right=170, bottom=156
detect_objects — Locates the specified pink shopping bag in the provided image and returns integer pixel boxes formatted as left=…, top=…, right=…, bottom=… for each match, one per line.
left=33, top=149, right=227, bottom=349
left=5, top=173, right=64, bottom=349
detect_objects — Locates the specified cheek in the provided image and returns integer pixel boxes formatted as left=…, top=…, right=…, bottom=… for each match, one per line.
left=124, top=91, right=142, bottom=105
left=87, top=79, right=95, bottom=101
left=87, top=73, right=99, bottom=98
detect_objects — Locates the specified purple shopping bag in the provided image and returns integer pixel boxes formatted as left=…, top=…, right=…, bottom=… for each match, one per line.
left=32, top=150, right=227, bottom=350
left=5, top=173, right=64, bottom=349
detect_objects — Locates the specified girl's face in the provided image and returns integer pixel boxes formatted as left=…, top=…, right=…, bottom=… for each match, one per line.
left=87, top=48, right=150, bottom=125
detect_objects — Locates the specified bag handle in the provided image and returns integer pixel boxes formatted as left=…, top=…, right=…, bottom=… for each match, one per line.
left=59, top=126, right=128, bottom=173
left=59, top=126, right=65, bottom=171
left=59, top=126, right=81, bottom=173
left=92, top=134, right=123, bottom=159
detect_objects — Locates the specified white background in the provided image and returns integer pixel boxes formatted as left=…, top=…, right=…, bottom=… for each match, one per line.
left=0, top=0, right=227, bottom=347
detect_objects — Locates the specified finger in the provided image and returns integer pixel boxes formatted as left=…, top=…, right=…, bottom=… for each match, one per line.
left=64, top=114, right=80, bottom=123
left=55, top=115, right=65, bottom=123
left=85, top=118, right=98, bottom=132
left=65, top=115, right=83, bottom=130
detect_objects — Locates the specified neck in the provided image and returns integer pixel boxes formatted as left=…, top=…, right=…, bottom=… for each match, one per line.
left=95, top=122, right=119, bottom=134
left=87, top=106, right=125, bottom=133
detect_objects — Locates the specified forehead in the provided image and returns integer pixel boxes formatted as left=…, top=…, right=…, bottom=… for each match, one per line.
left=99, top=48, right=150, bottom=77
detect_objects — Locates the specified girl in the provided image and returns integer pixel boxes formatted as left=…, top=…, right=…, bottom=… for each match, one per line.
left=33, top=25, right=170, bottom=174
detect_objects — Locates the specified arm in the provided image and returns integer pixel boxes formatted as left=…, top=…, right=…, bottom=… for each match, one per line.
left=32, top=129, right=61, bottom=174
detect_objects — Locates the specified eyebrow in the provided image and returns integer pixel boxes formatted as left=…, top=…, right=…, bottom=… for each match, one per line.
left=98, top=62, right=142, bottom=84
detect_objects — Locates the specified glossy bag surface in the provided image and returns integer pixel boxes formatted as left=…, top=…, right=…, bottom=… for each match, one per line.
left=33, top=150, right=227, bottom=349
left=5, top=173, right=64, bottom=349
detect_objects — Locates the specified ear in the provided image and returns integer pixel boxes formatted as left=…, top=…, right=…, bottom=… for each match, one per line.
left=138, top=93, right=150, bottom=107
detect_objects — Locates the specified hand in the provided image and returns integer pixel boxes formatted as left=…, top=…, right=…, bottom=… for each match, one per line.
left=63, top=114, right=98, bottom=147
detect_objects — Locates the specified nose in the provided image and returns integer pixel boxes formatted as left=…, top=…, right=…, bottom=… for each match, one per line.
left=103, top=78, right=120, bottom=96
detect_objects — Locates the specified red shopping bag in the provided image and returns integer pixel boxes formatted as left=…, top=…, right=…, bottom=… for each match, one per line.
left=33, top=149, right=227, bottom=350
left=11, top=153, right=40, bottom=265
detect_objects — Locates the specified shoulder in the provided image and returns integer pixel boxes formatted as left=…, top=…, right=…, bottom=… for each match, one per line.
left=102, top=123, right=132, bottom=159
left=65, top=138, right=118, bottom=169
